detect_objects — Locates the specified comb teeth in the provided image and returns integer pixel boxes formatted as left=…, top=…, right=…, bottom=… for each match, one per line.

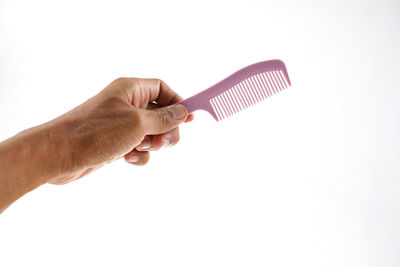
left=209, top=69, right=290, bottom=121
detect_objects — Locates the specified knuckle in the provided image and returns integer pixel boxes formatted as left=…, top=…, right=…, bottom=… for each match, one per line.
left=158, top=79, right=170, bottom=90
left=114, top=77, right=137, bottom=87
left=158, top=109, right=171, bottom=129
left=149, top=78, right=163, bottom=88
left=174, top=134, right=180, bottom=144
left=168, top=132, right=180, bottom=146
left=130, top=109, right=140, bottom=123
left=152, top=78, right=162, bottom=84
left=129, top=110, right=145, bottom=135
left=114, top=77, right=127, bottom=84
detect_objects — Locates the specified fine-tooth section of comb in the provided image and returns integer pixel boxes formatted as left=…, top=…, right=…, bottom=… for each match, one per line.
left=210, top=69, right=290, bottom=121
left=178, top=59, right=291, bottom=121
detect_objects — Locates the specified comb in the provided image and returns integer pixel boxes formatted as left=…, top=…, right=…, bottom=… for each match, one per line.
left=179, top=59, right=291, bottom=121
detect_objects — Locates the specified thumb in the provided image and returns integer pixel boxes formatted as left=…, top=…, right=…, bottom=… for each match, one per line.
left=142, top=104, right=188, bottom=135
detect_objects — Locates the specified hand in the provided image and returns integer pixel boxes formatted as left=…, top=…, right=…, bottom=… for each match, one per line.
left=47, top=77, right=193, bottom=184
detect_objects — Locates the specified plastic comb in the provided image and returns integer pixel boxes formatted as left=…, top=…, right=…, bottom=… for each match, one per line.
left=179, top=59, right=291, bottom=121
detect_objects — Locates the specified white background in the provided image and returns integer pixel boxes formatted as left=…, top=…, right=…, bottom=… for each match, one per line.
left=1, top=0, right=399, bottom=266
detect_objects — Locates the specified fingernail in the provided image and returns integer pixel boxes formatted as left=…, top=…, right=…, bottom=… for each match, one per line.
left=141, top=142, right=151, bottom=150
left=169, top=104, right=187, bottom=121
left=138, top=137, right=152, bottom=150
left=128, top=154, right=139, bottom=162
left=162, top=139, right=170, bottom=147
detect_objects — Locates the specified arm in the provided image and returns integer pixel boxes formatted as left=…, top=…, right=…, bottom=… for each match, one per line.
left=0, top=123, right=67, bottom=212
left=0, top=77, right=193, bottom=212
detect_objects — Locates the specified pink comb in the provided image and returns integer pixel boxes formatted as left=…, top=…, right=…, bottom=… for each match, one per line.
left=179, top=59, right=291, bottom=121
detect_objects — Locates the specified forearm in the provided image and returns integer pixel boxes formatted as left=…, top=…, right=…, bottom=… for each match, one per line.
left=0, top=122, right=69, bottom=211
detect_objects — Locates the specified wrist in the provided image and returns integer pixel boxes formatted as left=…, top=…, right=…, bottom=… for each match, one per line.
left=11, top=120, right=73, bottom=183
left=0, top=121, right=70, bottom=209
left=33, top=121, right=74, bottom=183
left=18, top=122, right=69, bottom=184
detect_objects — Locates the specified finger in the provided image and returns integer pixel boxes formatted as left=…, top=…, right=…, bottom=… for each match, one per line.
left=110, top=78, right=194, bottom=123
left=149, top=101, right=194, bottom=123
left=124, top=149, right=150, bottom=166
left=144, top=79, right=183, bottom=106
left=135, top=135, right=153, bottom=151
left=152, top=128, right=180, bottom=149
left=136, top=126, right=180, bottom=151
left=141, top=104, right=188, bottom=135
left=185, top=113, right=194, bottom=122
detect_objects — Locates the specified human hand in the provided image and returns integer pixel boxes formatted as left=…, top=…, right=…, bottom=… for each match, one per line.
left=47, top=78, right=193, bottom=184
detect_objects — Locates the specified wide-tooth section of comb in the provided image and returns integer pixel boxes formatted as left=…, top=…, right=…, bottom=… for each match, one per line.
left=209, top=69, right=290, bottom=121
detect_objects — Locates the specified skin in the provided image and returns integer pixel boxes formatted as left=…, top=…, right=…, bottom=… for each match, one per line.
left=0, top=77, right=194, bottom=213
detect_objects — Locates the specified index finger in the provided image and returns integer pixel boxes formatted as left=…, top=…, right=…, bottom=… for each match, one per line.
left=144, top=78, right=194, bottom=122
left=142, top=78, right=182, bottom=106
